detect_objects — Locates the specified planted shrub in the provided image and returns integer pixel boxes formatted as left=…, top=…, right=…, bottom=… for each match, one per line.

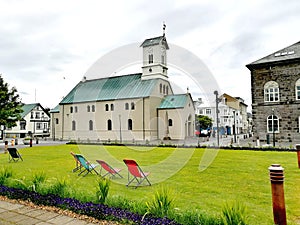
left=43, top=178, right=69, bottom=197
left=29, top=171, right=46, bottom=192
left=0, top=167, right=13, bottom=185
left=96, top=178, right=110, bottom=204
left=146, top=186, right=175, bottom=218
left=221, top=201, right=247, bottom=225
left=171, top=209, right=221, bottom=225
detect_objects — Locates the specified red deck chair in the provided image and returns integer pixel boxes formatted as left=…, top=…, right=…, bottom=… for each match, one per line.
left=96, top=160, right=123, bottom=178
left=123, top=159, right=151, bottom=187
left=70, top=152, right=82, bottom=172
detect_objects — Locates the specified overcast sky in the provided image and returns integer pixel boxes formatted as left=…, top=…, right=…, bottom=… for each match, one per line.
left=1, top=0, right=299, bottom=110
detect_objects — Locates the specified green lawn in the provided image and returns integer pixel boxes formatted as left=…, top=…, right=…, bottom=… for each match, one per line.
left=0, top=144, right=299, bottom=225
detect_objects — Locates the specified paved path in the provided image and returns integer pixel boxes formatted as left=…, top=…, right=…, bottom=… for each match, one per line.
left=0, top=199, right=103, bottom=225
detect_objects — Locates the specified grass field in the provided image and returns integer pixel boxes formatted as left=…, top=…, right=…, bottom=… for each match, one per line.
left=0, top=144, right=299, bottom=224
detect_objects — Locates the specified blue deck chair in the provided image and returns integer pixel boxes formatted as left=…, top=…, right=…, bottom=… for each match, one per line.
left=8, top=148, right=23, bottom=162
left=75, top=154, right=98, bottom=176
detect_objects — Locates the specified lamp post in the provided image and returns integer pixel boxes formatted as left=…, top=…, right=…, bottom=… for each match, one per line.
left=272, top=108, right=275, bottom=147
left=233, top=110, right=237, bottom=143
left=214, top=91, right=220, bottom=147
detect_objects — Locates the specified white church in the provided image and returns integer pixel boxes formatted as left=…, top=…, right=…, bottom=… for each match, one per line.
left=50, top=31, right=195, bottom=142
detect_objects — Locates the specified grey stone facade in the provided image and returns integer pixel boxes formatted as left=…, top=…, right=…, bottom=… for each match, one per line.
left=247, top=41, right=300, bottom=144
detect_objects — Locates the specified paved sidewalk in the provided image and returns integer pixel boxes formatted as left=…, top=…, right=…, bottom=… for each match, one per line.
left=0, top=199, right=97, bottom=225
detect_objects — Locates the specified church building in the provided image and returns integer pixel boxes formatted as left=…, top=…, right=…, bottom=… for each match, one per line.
left=50, top=31, right=195, bottom=142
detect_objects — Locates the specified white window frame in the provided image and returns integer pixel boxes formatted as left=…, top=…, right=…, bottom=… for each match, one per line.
left=264, top=81, right=279, bottom=102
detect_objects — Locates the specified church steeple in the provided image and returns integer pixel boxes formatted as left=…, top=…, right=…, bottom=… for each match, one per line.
left=140, top=25, right=169, bottom=81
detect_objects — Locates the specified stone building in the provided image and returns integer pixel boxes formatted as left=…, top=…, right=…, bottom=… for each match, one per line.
left=246, top=41, right=300, bottom=144
left=50, top=32, right=195, bottom=142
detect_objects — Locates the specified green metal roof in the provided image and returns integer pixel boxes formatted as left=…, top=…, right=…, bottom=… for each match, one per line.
left=140, top=36, right=169, bottom=49
left=50, top=105, right=59, bottom=113
left=158, top=94, right=189, bottom=109
left=60, top=73, right=158, bottom=104
left=21, top=103, right=38, bottom=118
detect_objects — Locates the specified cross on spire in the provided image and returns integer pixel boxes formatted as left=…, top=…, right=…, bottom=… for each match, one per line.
left=163, top=22, right=166, bottom=36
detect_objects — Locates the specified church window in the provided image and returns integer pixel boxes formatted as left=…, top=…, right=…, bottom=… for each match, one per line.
left=163, top=85, right=166, bottom=94
left=70, top=107, right=73, bottom=113
left=131, top=102, right=135, bottom=110
left=89, top=120, right=93, bottom=131
left=264, top=81, right=279, bottom=102
left=128, top=119, right=133, bottom=130
left=295, top=79, right=300, bottom=100
left=125, top=103, right=129, bottom=110
left=160, top=84, right=162, bottom=93
left=55, top=118, right=59, bottom=124
left=166, top=86, right=169, bottom=95
left=111, top=104, right=114, bottom=111
left=161, top=55, right=165, bottom=64
left=107, top=120, right=112, bottom=130
left=168, top=119, right=173, bottom=126
left=87, top=105, right=90, bottom=112
left=105, top=104, right=109, bottom=111
left=148, top=54, right=153, bottom=64
left=75, top=106, right=78, bottom=113
left=72, top=120, right=76, bottom=131
left=267, top=114, right=279, bottom=133
left=92, top=105, right=95, bottom=112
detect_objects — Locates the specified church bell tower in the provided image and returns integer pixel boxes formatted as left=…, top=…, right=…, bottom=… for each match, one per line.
left=140, top=24, right=169, bottom=80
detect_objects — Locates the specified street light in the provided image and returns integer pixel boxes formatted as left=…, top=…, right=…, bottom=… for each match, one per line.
left=214, top=90, right=220, bottom=147
left=233, top=110, right=236, bottom=143
left=272, top=108, right=275, bottom=147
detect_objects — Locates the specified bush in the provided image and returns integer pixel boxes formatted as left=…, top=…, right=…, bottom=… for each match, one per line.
left=221, top=201, right=248, bottom=225
left=96, top=178, right=110, bottom=204
left=0, top=167, right=13, bottom=185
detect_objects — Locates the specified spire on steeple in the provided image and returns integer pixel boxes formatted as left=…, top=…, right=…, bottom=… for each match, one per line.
left=163, top=22, right=166, bottom=37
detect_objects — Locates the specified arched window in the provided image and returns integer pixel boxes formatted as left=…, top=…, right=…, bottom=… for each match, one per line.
left=128, top=119, right=133, bottom=130
left=160, top=83, right=162, bottom=93
left=75, top=106, right=78, bottom=113
left=92, top=105, right=95, bottom=112
left=55, top=118, right=59, bottom=124
left=125, top=103, right=129, bottom=110
left=161, top=55, right=165, bottom=64
left=163, top=85, right=166, bottom=94
left=131, top=102, right=135, bottom=110
left=166, top=86, right=169, bottom=95
left=295, top=79, right=300, bottom=100
left=168, top=119, right=173, bottom=127
left=89, top=120, right=93, bottom=131
left=87, top=105, right=90, bottom=112
left=107, top=119, right=112, bottom=130
left=148, top=54, right=153, bottom=64
left=72, top=120, right=76, bottom=131
left=264, top=81, right=279, bottom=102
left=267, top=114, right=279, bottom=133
left=70, top=106, right=73, bottom=113
left=105, top=104, right=109, bottom=111
left=111, top=104, right=114, bottom=111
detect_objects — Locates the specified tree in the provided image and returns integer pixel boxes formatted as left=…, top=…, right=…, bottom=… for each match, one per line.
left=0, top=75, right=23, bottom=130
left=196, top=115, right=212, bottom=130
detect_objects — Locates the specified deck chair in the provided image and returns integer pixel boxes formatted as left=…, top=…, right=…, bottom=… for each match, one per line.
left=8, top=148, right=23, bottom=162
left=75, top=154, right=99, bottom=177
left=70, top=152, right=82, bottom=172
left=96, top=160, right=123, bottom=178
left=123, top=159, right=151, bottom=187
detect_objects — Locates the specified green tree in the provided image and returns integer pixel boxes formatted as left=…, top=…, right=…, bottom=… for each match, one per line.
left=0, top=75, right=23, bottom=129
left=197, top=115, right=212, bottom=130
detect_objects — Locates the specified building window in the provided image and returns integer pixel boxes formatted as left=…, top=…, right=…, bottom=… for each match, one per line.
left=131, top=102, right=135, bottom=110
left=168, top=119, right=173, bottom=126
left=160, top=84, right=162, bottom=93
left=166, top=86, right=169, bottom=95
left=163, top=85, right=166, bottom=94
left=264, top=81, right=279, bottom=102
left=35, top=112, right=40, bottom=119
left=161, top=55, right=165, bottom=64
left=128, top=119, right=132, bottom=130
left=72, top=120, right=76, bottom=131
left=107, top=119, right=112, bottom=130
left=87, top=105, right=90, bottom=112
left=148, top=54, right=153, bottom=64
left=105, top=104, right=109, bottom=111
left=31, top=112, right=34, bottom=119
left=55, top=118, right=59, bottom=124
left=92, top=105, right=95, bottom=112
left=295, top=79, right=300, bottom=100
left=267, top=115, right=279, bottom=133
left=111, top=104, right=114, bottom=111
left=89, top=120, right=93, bottom=131
left=20, top=121, right=26, bottom=130
left=125, top=103, right=129, bottom=110
left=70, top=107, right=73, bottom=113
left=206, top=109, right=211, bottom=115
left=75, top=106, right=78, bottom=113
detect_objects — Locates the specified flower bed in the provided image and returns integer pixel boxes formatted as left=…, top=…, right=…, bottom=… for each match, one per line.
left=0, top=185, right=179, bottom=225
